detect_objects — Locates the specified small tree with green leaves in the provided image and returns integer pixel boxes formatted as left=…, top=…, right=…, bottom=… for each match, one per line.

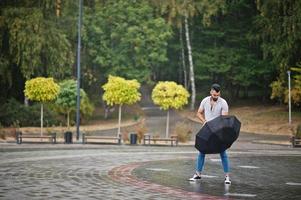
left=271, top=66, right=301, bottom=106
left=286, top=67, right=301, bottom=106
left=54, top=79, right=94, bottom=129
left=102, top=75, right=141, bottom=137
left=152, top=81, right=190, bottom=138
left=24, top=77, right=60, bottom=136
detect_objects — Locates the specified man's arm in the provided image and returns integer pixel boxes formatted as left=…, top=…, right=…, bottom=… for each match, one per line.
left=222, top=111, right=228, bottom=115
left=196, top=107, right=206, bottom=124
left=221, top=100, right=229, bottom=115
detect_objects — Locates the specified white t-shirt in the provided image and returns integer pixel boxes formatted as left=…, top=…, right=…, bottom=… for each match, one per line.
left=199, top=96, right=229, bottom=121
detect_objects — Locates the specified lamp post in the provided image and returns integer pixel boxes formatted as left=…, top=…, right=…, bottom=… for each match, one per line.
left=287, top=70, right=291, bottom=125
left=76, top=0, right=83, bottom=141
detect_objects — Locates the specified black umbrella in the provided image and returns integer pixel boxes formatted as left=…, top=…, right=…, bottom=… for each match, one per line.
left=195, top=115, right=241, bottom=154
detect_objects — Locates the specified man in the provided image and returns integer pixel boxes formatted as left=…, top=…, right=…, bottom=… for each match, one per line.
left=189, top=83, right=231, bottom=184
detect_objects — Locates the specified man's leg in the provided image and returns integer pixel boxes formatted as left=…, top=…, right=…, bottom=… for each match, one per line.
left=220, top=151, right=231, bottom=184
left=189, top=152, right=205, bottom=181
left=196, top=152, right=206, bottom=174
left=220, top=151, right=229, bottom=173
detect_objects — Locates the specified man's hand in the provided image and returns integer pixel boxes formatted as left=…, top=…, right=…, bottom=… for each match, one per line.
left=196, top=108, right=206, bottom=125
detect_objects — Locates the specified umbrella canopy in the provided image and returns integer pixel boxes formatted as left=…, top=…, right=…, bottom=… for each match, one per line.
left=195, top=115, right=241, bottom=154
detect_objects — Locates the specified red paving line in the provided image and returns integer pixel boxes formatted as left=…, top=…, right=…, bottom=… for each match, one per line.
left=108, top=162, right=228, bottom=200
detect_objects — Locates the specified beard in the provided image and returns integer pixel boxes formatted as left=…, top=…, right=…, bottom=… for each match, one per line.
left=212, top=97, right=218, bottom=101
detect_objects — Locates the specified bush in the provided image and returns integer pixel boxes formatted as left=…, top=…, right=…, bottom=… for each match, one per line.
left=0, top=123, right=5, bottom=139
left=0, top=99, right=61, bottom=127
left=173, top=121, right=192, bottom=143
left=296, top=124, right=301, bottom=138
left=121, top=130, right=129, bottom=143
left=135, top=120, right=147, bottom=144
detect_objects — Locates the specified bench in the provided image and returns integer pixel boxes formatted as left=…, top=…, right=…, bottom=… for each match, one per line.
left=16, top=131, right=56, bottom=144
left=291, top=136, right=301, bottom=147
left=143, top=134, right=178, bottom=146
left=82, top=133, right=121, bottom=145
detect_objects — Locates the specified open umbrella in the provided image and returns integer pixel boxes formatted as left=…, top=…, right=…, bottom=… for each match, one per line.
left=195, top=115, right=241, bottom=154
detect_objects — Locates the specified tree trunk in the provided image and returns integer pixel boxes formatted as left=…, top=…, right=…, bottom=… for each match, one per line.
left=166, top=109, right=170, bottom=138
left=180, top=25, right=188, bottom=89
left=117, top=104, right=122, bottom=137
left=104, top=106, right=109, bottom=119
left=185, top=16, right=196, bottom=110
left=40, top=103, right=43, bottom=137
left=24, top=97, right=29, bottom=106
left=67, top=111, right=70, bottom=130
left=56, top=0, right=61, bottom=17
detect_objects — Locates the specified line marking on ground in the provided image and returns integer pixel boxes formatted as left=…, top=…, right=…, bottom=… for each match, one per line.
left=201, top=174, right=218, bottom=178
left=210, top=159, right=221, bottom=162
left=146, top=168, right=170, bottom=172
left=286, top=182, right=301, bottom=186
left=141, top=107, right=160, bottom=110
left=238, top=165, right=260, bottom=169
left=224, top=193, right=257, bottom=197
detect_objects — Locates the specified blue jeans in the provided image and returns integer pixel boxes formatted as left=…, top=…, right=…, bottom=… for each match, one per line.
left=196, top=151, right=229, bottom=173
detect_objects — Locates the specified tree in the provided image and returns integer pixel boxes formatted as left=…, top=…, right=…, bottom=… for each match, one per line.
left=24, top=77, right=60, bottom=136
left=152, top=81, right=190, bottom=137
left=102, top=75, right=141, bottom=136
left=0, top=1, right=76, bottom=104
left=153, top=0, right=197, bottom=109
left=152, top=0, right=226, bottom=109
left=83, top=0, right=172, bottom=83
left=54, top=79, right=94, bottom=129
left=282, top=66, right=301, bottom=107
left=4, top=7, right=74, bottom=80
left=255, top=0, right=301, bottom=102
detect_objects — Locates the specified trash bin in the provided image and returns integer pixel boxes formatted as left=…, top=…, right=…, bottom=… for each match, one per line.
left=64, top=131, right=73, bottom=144
left=130, top=133, right=137, bottom=145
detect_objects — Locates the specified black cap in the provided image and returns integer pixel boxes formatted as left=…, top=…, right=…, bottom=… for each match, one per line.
left=211, top=83, right=221, bottom=92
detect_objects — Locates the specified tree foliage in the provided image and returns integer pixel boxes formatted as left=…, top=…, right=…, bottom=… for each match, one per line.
left=84, top=0, right=172, bottom=83
left=24, top=77, right=60, bottom=102
left=0, top=1, right=75, bottom=102
left=255, top=0, right=301, bottom=75
left=102, top=75, right=141, bottom=106
left=80, top=92, right=94, bottom=119
left=54, top=79, right=94, bottom=127
left=255, top=0, right=301, bottom=104
left=284, top=66, right=301, bottom=106
left=3, top=5, right=74, bottom=79
left=152, top=81, right=189, bottom=110
left=55, top=80, right=78, bottom=113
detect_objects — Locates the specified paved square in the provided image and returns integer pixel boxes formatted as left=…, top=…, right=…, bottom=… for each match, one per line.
left=0, top=135, right=301, bottom=200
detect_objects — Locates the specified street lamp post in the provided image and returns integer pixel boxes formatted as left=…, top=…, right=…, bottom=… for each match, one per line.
left=287, top=70, right=291, bottom=125
left=76, top=0, right=83, bottom=141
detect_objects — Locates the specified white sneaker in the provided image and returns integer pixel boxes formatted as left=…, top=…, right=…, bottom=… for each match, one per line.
left=189, top=173, right=201, bottom=181
left=224, top=176, right=231, bottom=184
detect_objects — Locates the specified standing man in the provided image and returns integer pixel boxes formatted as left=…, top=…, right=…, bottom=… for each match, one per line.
left=189, top=83, right=231, bottom=184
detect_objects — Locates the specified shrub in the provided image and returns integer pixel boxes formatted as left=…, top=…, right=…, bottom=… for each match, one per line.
left=296, top=124, right=301, bottom=138
left=0, top=123, right=5, bottom=140
left=121, top=130, right=129, bottom=143
left=135, top=121, right=147, bottom=144
left=173, top=121, right=192, bottom=143
left=0, top=99, right=61, bottom=127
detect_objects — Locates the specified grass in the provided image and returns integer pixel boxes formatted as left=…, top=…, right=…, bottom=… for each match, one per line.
left=230, top=105, right=301, bottom=135
left=182, top=104, right=301, bottom=135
